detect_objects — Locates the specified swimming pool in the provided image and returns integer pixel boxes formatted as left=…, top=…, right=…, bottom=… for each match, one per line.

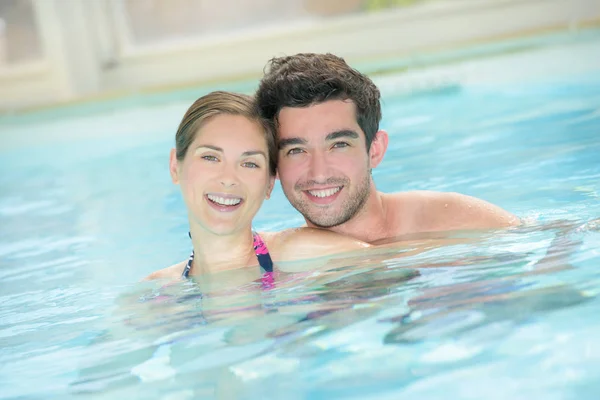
left=1, top=32, right=600, bottom=399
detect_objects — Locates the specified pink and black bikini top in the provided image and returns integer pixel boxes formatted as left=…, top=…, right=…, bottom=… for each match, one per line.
left=181, top=231, right=274, bottom=279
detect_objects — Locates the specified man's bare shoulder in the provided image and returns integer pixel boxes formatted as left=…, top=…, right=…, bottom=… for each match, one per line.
left=383, top=190, right=456, bottom=202
left=262, top=228, right=370, bottom=263
left=381, top=190, right=429, bottom=204
left=382, top=190, right=520, bottom=232
left=143, top=261, right=186, bottom=281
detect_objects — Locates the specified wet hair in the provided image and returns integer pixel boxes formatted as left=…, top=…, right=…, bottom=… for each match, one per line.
left=175, top=91, right=277, bottom=175
left=256, top=53, right=382, bottom=149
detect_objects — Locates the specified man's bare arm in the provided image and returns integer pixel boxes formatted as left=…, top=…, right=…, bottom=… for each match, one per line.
left=417, top=191, right=520, bottom=232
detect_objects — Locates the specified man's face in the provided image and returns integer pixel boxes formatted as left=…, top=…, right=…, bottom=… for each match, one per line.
left=276, top=100, right=373, bottom=228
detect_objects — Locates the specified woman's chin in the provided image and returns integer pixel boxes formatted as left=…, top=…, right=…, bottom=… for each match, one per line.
left=199, top=219, right=249, bottom=237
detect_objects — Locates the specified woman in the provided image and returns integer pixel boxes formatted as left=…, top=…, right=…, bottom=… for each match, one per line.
left=146, top=91, right=372, bottom=281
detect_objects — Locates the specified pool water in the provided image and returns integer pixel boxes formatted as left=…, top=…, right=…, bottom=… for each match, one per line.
left=1, top=35, right=600, bottom=399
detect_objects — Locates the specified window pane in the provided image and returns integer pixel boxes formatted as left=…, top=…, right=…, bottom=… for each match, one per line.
left=0, top=0, right=42, bottom=65
left=121, top=0, right=432, bottom=46
left=122, top=0, right=310, bottom=46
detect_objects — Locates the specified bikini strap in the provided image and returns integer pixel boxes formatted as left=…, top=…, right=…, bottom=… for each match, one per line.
left=252, top=231, right=274, bottom=273
left=181, top=250, right=194, bottom=279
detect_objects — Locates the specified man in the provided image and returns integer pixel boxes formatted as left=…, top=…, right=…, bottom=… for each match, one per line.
left=256, top=53, right=520, bottom=244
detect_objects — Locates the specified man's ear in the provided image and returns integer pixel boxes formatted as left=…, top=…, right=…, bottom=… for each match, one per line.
left=169, top=148, right=180, bottom=184
left=369, top=130, right=389, bottom=168
left=266, top=175, right=276, bottom=199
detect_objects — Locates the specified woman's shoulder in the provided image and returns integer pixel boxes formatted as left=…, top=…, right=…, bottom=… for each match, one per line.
left=143, top=261, right=186, bottom=281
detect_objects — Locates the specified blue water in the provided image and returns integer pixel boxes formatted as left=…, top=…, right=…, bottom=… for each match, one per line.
left=1, top=37, right=600, bottom=399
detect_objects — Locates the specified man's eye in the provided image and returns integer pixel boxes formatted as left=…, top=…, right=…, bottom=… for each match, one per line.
left=287, top=148, right=305, bottom=155
left=201, top=155, right=219, bottom=162
left=332, top=142, right=349, bottom=149
left=242, top=162, right=259, bottom=168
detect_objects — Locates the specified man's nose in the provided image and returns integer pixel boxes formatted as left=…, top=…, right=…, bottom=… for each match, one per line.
left=307, top=152, right=329, bottom=181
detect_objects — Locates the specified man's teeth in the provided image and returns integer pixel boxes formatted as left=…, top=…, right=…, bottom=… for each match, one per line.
left=308, top=187, right=341, bottom=198
left=207, top=195, right=241, bottom=206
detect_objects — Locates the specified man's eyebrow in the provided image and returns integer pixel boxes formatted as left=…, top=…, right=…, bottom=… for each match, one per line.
left=278, top=137, right=308, bottom=149
left=278, top=131, right=359, bottom=149
left=326, top=130, right=360, bottom=141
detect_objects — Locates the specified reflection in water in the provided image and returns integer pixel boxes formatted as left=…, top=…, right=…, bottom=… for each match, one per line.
left=65, top=222, right=598, bottom=397
left=2, top=67, right=600, bottom=398
left=385, top=284, right=590, bottom=344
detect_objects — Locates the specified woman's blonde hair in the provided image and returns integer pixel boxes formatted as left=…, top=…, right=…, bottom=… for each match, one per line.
left=175, top=91, right=277, bottom=175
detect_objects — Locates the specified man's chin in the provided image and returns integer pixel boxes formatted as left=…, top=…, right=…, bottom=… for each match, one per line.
left=304, top=212, right=347, bottom=229
left=289, top=196, right=348, bottom=227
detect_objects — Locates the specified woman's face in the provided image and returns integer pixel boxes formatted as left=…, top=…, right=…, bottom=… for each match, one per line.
left=170, top=114, right=275, bottom=236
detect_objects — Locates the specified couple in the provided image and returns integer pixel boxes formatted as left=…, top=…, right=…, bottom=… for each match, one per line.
left=147, top=53, right=519, bottom=281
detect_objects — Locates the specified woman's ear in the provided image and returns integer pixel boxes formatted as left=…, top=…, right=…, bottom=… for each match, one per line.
left=369, top=130, right=389, bottom=168
left=169, top=148, right=180, bottom=184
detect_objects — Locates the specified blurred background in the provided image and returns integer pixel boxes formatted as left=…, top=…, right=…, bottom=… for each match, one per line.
left=2, top=3, right=600, bottom=399
left=0, top=0, right=598, bottom=112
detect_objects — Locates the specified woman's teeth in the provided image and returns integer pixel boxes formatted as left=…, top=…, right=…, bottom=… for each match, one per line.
left=207, top=194, right=241, bottom=206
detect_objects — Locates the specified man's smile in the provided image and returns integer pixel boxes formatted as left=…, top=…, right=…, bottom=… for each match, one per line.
left=307, top=187, right=342, bottom=198
left=303, top=186, right=343, bottom=204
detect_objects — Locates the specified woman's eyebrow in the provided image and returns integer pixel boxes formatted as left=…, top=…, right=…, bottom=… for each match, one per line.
left=195, top=145, right=266, bottom=158
left=242, top=150, right=267, bottom=158
left=195, top=144, right=223, bottom=152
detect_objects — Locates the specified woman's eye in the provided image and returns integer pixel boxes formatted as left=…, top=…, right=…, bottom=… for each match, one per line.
left=287, top=148, right=305, bottom=156
left=201, top=155, right=219, bottom=162
left=242, top=162, right=259, bottom=168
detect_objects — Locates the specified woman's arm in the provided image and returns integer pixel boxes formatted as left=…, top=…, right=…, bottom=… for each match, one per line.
left=143, top=261, right=186, bottom=281
left=267, top=227, right=371, bottom=264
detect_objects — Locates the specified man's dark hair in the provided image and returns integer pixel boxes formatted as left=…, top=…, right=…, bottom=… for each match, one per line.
left=256, top=53, right=382, bottom=150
